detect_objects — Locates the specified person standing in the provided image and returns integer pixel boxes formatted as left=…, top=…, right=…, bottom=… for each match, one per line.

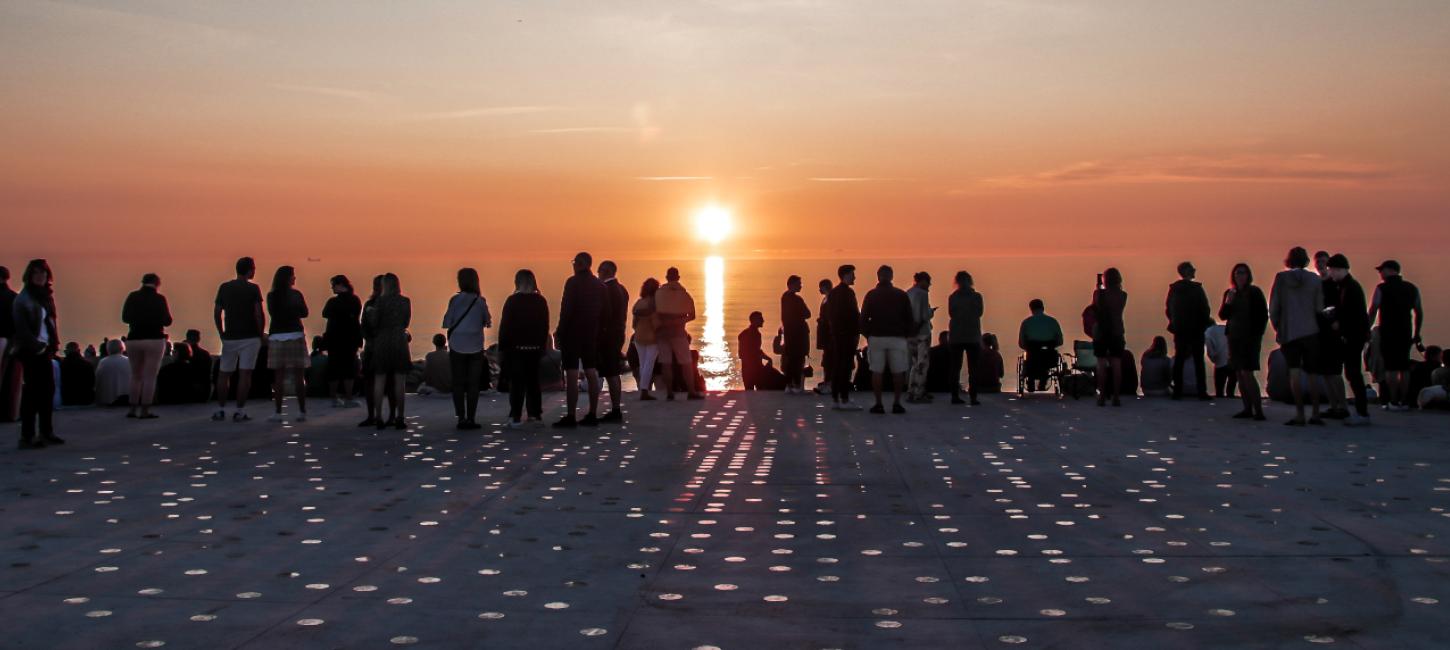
left=906, top=272, right=935, bottom=403
left=442, top=267, right=490, bottom=430
left=1270, top=247, right=1325, bottom=425
left=1367, top=260, right=1424, bottom=411
left=366, top=273, right=412, bottom=429
left=266, top=266, right=310, bottom=423
left=861, top=265, right=914, bottom=414
left=121, top=273, right=172, bottom=419
left=12, top=260, right=62, bottom=448
left=814, top=278, right=834, bottom=394
left=1219, top=263, right=1268, bottom=420
left=213, top=257, right=265, bottom=423
left=1165, top=261, right=1212, bottom=400
left=0, top=266, right=17, bottom=423
left=1326, top=254, right=1371, bottom=424
left=555, top=252, right=606, bottom=427
left=780, top=275, right=811, bottom=395
left=498, top=269, right=549, bottom=428
left=654, top=266, right=703, bottom=401
left=1312, top=251, right=1350, bottom=418
left=322, top=275, right=363, bottom=409
left=631, top=278, right=661, bottom=400
left=1091, top=268, right=1128, bottom=407
left=597, top=260, right=630, bottom=422
left=827, top=265, right=861, bottom=410
left=947, top=271, right=985, bottom=406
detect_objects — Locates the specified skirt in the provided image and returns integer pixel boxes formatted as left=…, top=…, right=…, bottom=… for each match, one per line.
left=371, top=329, right=412, bottom=374
left=268, top=338, right=310, bottom=370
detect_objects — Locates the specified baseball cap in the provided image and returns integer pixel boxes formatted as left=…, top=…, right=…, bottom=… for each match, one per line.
left=1375, top=260, right=1401, bottom=272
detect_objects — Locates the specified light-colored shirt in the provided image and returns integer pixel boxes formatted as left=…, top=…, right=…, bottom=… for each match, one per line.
left=36, top=307, right=49, bottom=345
left=442, top=292, right=490, bottom=354
left=907, top=286, right=932, bottom=338
left=1204, top=324, right=1230, bottom=368
left=95, top=354, right=131, bottom=405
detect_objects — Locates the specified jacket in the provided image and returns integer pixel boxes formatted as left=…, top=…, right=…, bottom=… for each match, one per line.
left=948, top=288, right=984, bottom=345
left=1218, top=285, right=1268, bottom=346
left=1165, top=280, right=1211, bottom=337
left=1331, top=275, right=1370, bottom=343
left=499, top=292, right=550, bottom=351
left=826, top=285, right=860, bottom=344
left=11, top=287, right=57, bottom=356
left=600, top=278, right=630, bottom=345
left=907, top=285, right=932, bottom=339
left=556, top=271, right=604, bottom=346
left=1269, top=268, right=1322, bottom=344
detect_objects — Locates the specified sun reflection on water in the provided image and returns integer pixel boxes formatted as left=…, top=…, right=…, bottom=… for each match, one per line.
left=698, top=255, right=735, bottom=391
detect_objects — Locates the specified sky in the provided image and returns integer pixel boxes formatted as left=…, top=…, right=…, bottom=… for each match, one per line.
left=2, top=0, right=1448, bottom=261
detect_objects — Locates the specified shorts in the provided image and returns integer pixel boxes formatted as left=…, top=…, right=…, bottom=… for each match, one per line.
left=596, top=338, right=625, bottom=376
left=1281, top=336, right=1320, bottom=370
left=1381, top=336, right=1412, bottom=372
left=867, top=336, right=909, bottom=374
left=561, top=340, right=599, bottom=371
left=656, top=336, right=692, bottom=366
left=1093, top=335, right=1125, bottom=359
left=219, top=337, right=262, bottom=372
left=267, top=337, right=310, bottom=370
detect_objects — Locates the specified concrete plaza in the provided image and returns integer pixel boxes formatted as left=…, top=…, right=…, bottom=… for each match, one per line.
left=2, top=391, right=1448, bottom=649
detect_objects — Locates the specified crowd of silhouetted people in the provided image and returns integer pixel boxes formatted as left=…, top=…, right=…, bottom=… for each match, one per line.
left=2, top=247, right=1444, bottom=449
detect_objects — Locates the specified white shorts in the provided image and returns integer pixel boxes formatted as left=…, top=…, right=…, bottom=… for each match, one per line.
left=867, top=336, right=909, bottom=374
left=219, top=337, right=262, bottom=372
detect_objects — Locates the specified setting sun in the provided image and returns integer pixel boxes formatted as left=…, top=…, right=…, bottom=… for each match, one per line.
left=694, top=205, right=734, bottom=245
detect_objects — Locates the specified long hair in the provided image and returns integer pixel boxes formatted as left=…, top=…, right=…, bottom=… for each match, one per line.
left=369, top=274, right=385, bottom=302
left=640, top=277, right=660, bottom=299
left=271, top=266, right=295, bottom=295
left=457, top=267, right=481, bottom=295
left=331, top=274, right=353, bottom=294
left=1230, top=263, right=1253, bottom=290
left=380, top=272, right=401, bottom=298
left=21, top=259, right=56, bottom=314
left=1103, top=267, right=1123, bottom=289
left=514, top=269, right=538, bottom=294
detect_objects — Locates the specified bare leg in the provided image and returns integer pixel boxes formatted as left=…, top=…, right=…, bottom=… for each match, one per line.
left=564, top=369, right=580, bottom=418
left=1289, top=368, right=1306, bottom=421
left=216, top=371, right=232, bottom=409
left=659, top=363, right=674, bottom=399
left=606, top=374, right=622, bottom=412
left=390, top=372, right=405, bottom=421
left=871, top=372, right=884, bottom=407
left=372, top=374, right=387, bottom=419
left=892, top=372, right=905, bottom=406
left=273, top=370, right=285, bottom=414
left=236, top=370, right=252, bottom=409
left=586, top=369, right=601, bottom=415
left=293, top=368, right=307, bottom=414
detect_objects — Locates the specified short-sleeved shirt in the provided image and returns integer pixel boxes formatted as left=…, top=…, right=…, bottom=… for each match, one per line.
left=215, top=279, right=263, bottom=341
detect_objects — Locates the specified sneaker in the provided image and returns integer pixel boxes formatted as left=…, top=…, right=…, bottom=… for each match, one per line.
left=211, top=410, right=227, bottom=422
left=233, top=412, right=252, bottom=423
left=891, top=403, right=907, bottom=415
left=268, top=413, right=286, bottom=423
left=553, top=415, right=578, bottom=429
left=869, top=404, right=885, bottom=414
left=838, top=400, right=863, bottom=411
left=969, top=398, right=981, bottom=406
left=580, top=413, right=600, bottom=427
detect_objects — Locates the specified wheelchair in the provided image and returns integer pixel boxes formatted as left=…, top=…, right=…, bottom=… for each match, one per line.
left=1016, top=345, right=1069, bottom=398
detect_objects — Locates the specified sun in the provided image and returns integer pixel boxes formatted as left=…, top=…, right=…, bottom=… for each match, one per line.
left=694, top=205, right=733, bottom=245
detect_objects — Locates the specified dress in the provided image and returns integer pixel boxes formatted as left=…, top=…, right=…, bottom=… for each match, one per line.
left=1218, top=285, right=1268, bottom=372
left=367, top=295, right=412, bottom=374
left=1091, top=288, right=1128, bottom=357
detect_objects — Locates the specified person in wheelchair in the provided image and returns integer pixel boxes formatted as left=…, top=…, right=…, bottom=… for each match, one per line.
left=1018, top=299, right=1064, bottom=392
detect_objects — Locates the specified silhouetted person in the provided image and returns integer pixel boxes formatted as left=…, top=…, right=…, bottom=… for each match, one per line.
left=1018, top=299, right=1064, bottom=392
left=184, top=329, right=211, bottom=400
left=121, top=273, right=172, bottom=419
left=60, top=342, right=94, bottom=406
left=322, top=275, right=363, bottom=408
left=1091, top=268, right=1128, bottom=406
left=861, top=265, right=913, bottom=414
left=95, top=339, right=130, bottom=406
left=266, top=265, right=310, bottom=422
left=358, top=275, right=385, bottom=427
left=947, top=270, right=984, bottom=405
left=366, top=273, right=411, bottom=429
left=926, top=332, right=954, bottom=393
left=906, top=272, right=935, bottom=402
left=499, top=269, right=549, bottom=428
left=826, top=265, right=861, bottom=410
left=1165, top=261, right=1212, bottom=400
left=0, top=265, right=17, bottom=422
left=780, top=275, right=811, bottom=394
left=738, top=311, right=768, bottom=390
left=1326, top=254, right=1371, bottom=423
left=556, top=252, right=606, bottom=427
left=12, top=259, right=62, bottom=448
left=1367, top=259, right=1424, bottom=410
left=655, top=266, right=703, bottom=401
left=632, top=278, right=660, bottom=400
left=214, top=257, right=265, bottom=422
left=422, top=333, right=451, bottom=394
left=815, top=278, right=834, bottom=394
left=1311, top=251, right=1349, bottom=418
left=1219, top=263, right=1268, bottom=420
left=157, top=342, right=209, bottom=404
left=597, top=260, right=630, bottom=421
left=1270, top=247, right=1324, bottom=425
left=443, top=267, right=490, bottom=429
left=1140, top=336, right=1172, bottom=396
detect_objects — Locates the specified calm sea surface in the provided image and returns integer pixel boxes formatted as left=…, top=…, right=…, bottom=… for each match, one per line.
left=25, top=251, right=1447, bottom=391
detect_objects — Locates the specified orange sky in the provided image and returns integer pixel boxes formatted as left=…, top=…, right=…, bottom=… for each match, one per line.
left=2, top=0, right=1448, bottom=260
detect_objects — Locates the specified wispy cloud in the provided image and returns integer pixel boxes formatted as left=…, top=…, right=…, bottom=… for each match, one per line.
left=407, top=105, right=566, bottom=121
left=12, top=0, right=253, bottom=48
left=273, top=84, right=380, bottom=102
left=982, top=154, right=1401, bottom=188
left=529, top=126, right=636, bottom=134
left=636, top=176, right=713, bottom=181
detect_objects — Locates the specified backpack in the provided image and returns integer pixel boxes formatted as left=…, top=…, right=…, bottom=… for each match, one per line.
left=1081, top=303, right=1098, bottom=338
